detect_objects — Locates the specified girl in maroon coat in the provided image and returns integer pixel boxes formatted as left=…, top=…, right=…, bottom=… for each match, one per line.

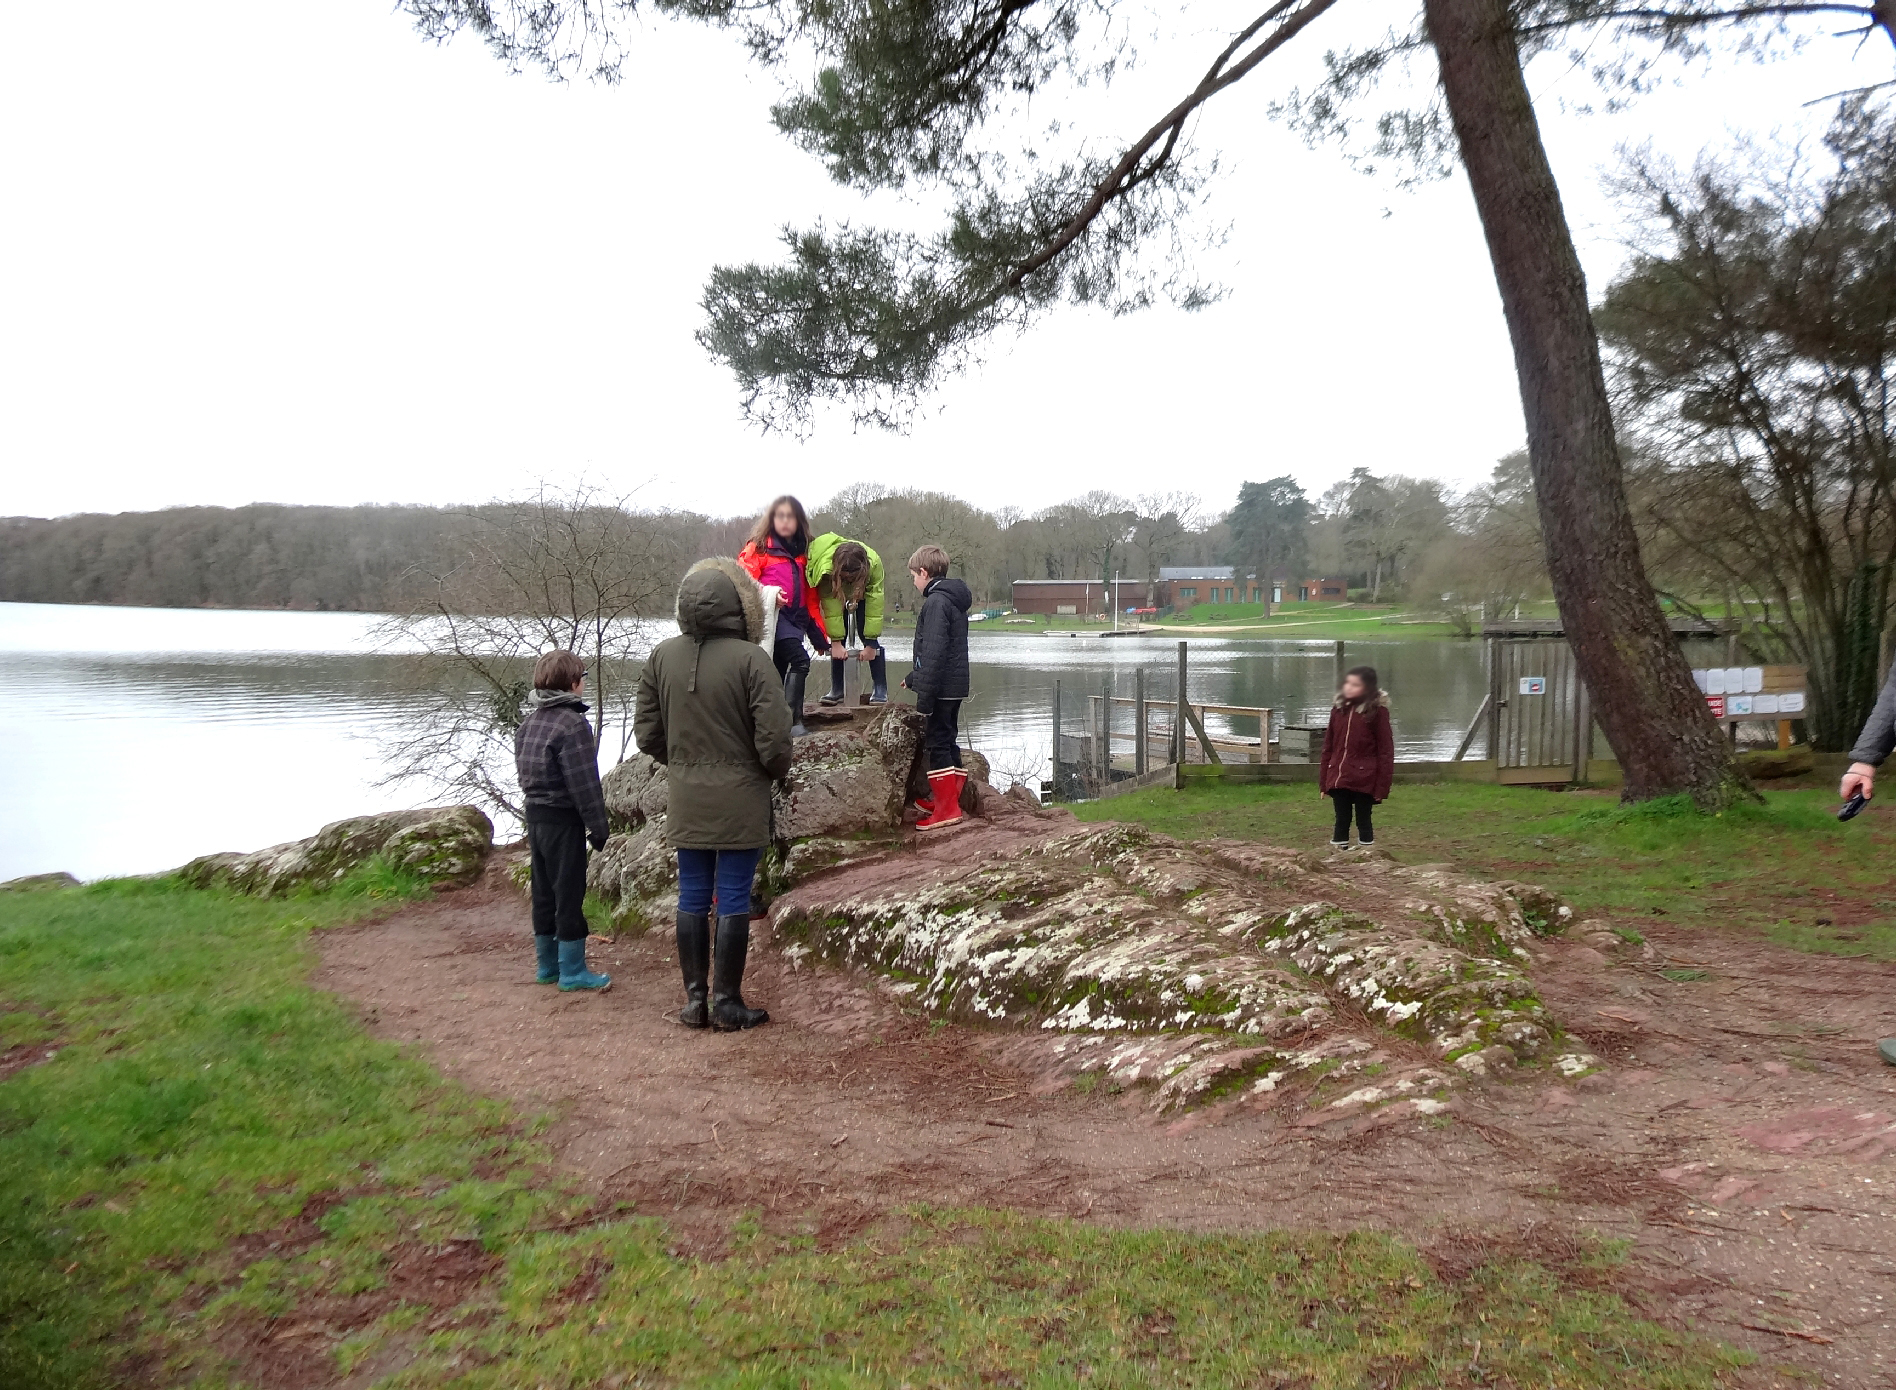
left=1318, top=665, right=1394, bottom=849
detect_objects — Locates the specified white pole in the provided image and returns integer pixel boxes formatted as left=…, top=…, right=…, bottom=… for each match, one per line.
left=1113, top=571, right=1120, bottom=632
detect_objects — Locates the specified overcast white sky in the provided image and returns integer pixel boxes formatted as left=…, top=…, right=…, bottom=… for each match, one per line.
left=0, top=3, right=1883, bottom=522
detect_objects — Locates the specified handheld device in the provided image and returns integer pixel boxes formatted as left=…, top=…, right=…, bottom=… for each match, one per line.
left=1839, top=793, right=1868, bottom=822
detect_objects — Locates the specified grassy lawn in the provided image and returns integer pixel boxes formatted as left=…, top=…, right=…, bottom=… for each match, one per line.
left=1076, top=781, right=1896, bottom=959
left=0, top=870, right=1744, bottom=1387
left=1150, top=603, right=1463, bottom=640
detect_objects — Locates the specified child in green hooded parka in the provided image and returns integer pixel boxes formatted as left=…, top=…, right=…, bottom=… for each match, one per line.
left=807, top=533, right=887, bottom=705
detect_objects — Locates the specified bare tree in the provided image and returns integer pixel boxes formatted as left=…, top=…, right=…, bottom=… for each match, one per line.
left=1133, top=491, right=1207, bottom=595
left=376, top=484, right=688, bottom=816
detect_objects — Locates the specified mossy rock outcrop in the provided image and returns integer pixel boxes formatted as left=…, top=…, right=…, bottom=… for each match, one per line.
left=0, top=872, right=81, bottom=893
left=588, top=705, right=934, bottom=932
left=773, top=824, right=1572, bottom=1090
left=178, top=806, right=493, bottom=896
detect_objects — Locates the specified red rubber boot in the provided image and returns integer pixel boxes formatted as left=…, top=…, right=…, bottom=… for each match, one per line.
left=916, top=768, right=967, bottom=831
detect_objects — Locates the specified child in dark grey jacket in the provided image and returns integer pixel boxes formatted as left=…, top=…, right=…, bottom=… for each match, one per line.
left=514, top=649, right=612, bottom=992
left=901, top=544, right=973, bottom=830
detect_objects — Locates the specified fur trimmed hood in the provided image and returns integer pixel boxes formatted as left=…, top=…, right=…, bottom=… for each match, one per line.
left=676, top=556, right=766, bottom=644
left=1333, top=689, right=1391, bottom=713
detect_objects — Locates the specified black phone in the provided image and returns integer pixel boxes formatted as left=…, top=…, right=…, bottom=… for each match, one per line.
left=1839, top=793, right=1868, bottom=822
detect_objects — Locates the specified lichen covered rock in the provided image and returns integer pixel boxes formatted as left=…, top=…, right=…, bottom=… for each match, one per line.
left=773, top=822, right=1574, bottom=1108
left=1260, top=903, right=1552, bottom=1057
left=776, top=857, right=1333, bottom=1038
left=588, top=705, right=930, bottom=931
left=602, top=754, right=668, bottom=831
left=178, top=806, right=493, bottom=896
left=0, top=871, right=81, bottom=893
left=772, top=705, right=923, bottom=840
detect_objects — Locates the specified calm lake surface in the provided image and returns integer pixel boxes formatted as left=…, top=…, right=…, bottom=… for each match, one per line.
left=0, top=602, right=1489, bottom=881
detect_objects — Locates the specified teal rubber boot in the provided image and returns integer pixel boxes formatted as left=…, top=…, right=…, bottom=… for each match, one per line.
left=1879, top=1038, right=1896, bottom=1067
left=534, top=934, right=559, bottom=985
left=557, top=938, right=611, bottom=993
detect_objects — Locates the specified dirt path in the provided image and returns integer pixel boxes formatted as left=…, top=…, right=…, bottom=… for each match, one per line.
left=316, top=867, right=1896, bottom=1388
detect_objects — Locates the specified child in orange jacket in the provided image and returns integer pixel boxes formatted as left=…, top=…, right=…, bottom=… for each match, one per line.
left=735, top=494, right=832, bottom=737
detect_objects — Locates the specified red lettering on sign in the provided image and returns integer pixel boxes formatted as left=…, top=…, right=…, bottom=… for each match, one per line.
left=1705, top=695, right=1726, bottom=718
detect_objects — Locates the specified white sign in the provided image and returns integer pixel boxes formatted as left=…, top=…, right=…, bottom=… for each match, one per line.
left=1779, top=691, right=1805, bottom=714
left=1703, top=668, right=1726, bottom=694
left=1743, top=666, right=1764, bottom=693
left=1754, top=694, right=1780, bottom=714
left=1519, top=676, right=1546, bottom=695
left=1728, top=695, right=1754, bottom=716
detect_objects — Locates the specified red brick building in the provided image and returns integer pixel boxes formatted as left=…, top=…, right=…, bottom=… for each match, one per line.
left=1010, top=579, right=1146, bottom=616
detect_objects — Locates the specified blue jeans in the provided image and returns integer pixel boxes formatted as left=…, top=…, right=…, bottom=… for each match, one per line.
left=677, top=847, right=765, bottom=918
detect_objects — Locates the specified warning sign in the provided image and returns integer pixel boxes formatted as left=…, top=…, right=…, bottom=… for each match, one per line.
left=1519, top=676, right=1546, bottom=695
left=1705, top=695, right=1726, bottom=719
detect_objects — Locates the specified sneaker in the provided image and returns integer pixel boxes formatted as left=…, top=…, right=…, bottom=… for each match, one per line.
left=1329, top=839, right=1351, bottom=851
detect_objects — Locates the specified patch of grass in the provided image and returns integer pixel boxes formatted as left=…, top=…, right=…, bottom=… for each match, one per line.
left=0, top=876, right=1742, bottom=1387
left=582, top=890, right=615, bottom=935
left=1076, top=780, right=1896, bottom=957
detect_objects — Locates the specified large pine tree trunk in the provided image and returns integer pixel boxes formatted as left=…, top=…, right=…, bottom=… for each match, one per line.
left=1424, top=0, right=1749, bottom=805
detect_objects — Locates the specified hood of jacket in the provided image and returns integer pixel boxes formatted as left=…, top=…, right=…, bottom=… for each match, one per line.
left=524, top=687, right=588, bottom=714
left=805, top=532, right=845, bottom=589
left=676, top=556, right=766, bottom=643
left=925, top=576, right=974, bottom=613
left=1332, top=690, right=1391, bottom=713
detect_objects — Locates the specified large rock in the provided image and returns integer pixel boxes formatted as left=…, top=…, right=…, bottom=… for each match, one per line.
left=178, top=806, right=493, bottom=896
left=589, top=705, right=929, bottom=932
left=772, top=823, right=1572, bottom=1107
left=772, top=706, right=923, bottom=840
left=602, top=754, right=669, bottom=830
left=0, top=872, right=81, bottom=893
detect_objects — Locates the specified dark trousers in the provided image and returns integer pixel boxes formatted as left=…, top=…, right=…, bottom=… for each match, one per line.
left=527, top=816, right=590, bottom=941
left=1328, top=789, right=1374, bottom=842
left=772, top=634, right=811, bottom=678
left=677, top=847, right=765, bottom=918
left=924, top=699, right=963, bottom=771
left=827, top=648, right=887, bottom=694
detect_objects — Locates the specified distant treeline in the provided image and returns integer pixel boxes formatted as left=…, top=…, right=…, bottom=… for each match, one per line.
left=0, top=505, right=748, bottom=612
left=0, top=493, right=1235, bottom=613
left=2, top=505, right=474, bottom=611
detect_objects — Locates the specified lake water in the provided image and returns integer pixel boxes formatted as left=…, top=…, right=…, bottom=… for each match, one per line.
left=0, top=602, right=1489, bottom=881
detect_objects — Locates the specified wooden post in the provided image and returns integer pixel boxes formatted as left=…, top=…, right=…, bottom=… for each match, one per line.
left=1571, top=668, right=1590, bottom=785
left=1334, top=640, right=1346, bottom=690
left=1099, top=675, right=1113, bottom=784
left=1135, top=668, right=1148, bottom=774
left=1050, top=679, right=1062, bottom=800
left=1486, top=637, right=1503, bottom=771
left=1452, top=692, right=1493, bottom=761
left=1176, top=642, right=1189, bottom=765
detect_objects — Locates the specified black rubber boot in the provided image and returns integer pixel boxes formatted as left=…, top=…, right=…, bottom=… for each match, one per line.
left=784, top=668, right=810, bottom=737
left=676, top=910, right=710, bottom=1028
left=710, top=914, right=769, bottom=1031
left=819, top=658, right=846, bottom=705
left=868, top=649, right=888, bottom=703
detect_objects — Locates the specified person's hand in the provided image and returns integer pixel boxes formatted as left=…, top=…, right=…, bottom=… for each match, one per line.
left=829, top=642, right=848, bottom=661
left=1842, top=762, right=1877, bottom=802
left=588, top=830, right=608, bottom=852
left=860, top=642, right=880, bottom=661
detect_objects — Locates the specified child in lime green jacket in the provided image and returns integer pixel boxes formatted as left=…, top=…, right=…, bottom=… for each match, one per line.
left=807, top=534, right=887, bottom=705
